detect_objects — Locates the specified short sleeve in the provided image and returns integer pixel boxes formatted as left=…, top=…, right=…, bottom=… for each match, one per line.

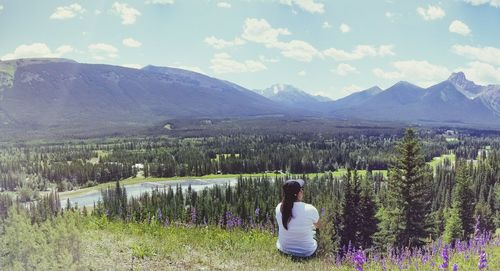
left=309, top=206, right=319, bottom=223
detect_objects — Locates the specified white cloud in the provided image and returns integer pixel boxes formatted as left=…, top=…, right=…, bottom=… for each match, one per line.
left=56, top=45, right=75, bottom=55
left=449, top=20, right=471, bottom=36
left=1, top=43, right=74, bottom=60
left=217, top=2, right=231, bottom=8
left=323, top=45, right=395, bottom=61
left=122, top=38, right=142, bottom=48
left=334, top=63, right=358, bottom=76
left=50, top=3, right=86, bottom=20
left=463, top=0, right=500, bottom=7
left=452, top=45, right=500, bottom=66
left=322, top=21, right=332, bottom=29
left=458, top=62, right=500, bottom=84
left=339, top=23, right=351, bottom=33
left=112, top=2, right=141, bottom=25
left=242, top=18, right=290, bottom=45
left=373, top=60, right=450, bottom=87
left=272, top=40, right=321, bottom=62
left=279, top=0, right=324, bottom=14
left=259, top=55, right=280, bottom=63
left=416, top=5, right=445, bottom=20
left=298, top=70, right=306, bottom=76
left=0, top=5, right=3, bottom=13
left=204, top=36, right=245, bottom=49
left=95, top=9, right=102, bottom=15
left=121, top=64, right=143, bottom=69
left=242, top=18, right=320, bottom=62
left=146, top=0, right=175, bottom=4
left=88, top=43, right=118, bottom=60
left=210, top=53, right=266, bottom=74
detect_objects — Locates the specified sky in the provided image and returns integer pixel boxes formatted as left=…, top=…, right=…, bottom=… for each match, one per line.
left=1, top=0, right=500, bottom=99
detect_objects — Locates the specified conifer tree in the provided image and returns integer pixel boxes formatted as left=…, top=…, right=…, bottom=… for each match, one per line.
left=339, top=170, right=360, bottom=249
left=453, top=161, right=475, bottom=237
left=443, top=207, right=463, bottom=244
left=379, top=128, right=432, bottom=248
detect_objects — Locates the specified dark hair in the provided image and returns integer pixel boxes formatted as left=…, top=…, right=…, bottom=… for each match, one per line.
left=280, top=181, right=302, bottom=230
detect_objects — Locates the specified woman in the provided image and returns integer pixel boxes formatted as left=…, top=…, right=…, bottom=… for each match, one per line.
left=276, top=179, right=320, bottom=258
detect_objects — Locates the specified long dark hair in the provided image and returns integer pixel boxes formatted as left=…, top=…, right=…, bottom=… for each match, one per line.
left=280, top=181, right=301, bottom=230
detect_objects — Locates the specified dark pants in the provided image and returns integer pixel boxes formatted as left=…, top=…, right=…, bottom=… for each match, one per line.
left=278, top=247, right=318, bottom=262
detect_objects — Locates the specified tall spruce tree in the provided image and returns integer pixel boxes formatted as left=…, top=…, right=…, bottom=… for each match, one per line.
left=358, top=176, right=378, bottom=249
left=380, top=128, right=432, bottom=248
left=339, top=170, right=361, bottom=249
left=453, top=161, right=475, bottom=238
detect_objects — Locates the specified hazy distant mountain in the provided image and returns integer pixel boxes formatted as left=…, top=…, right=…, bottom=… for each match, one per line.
left=330, top=86, right=382, bottom=109
left=448, top=72, right=483, bottom=98
left=0, top=58, right=284, bottom=137
left=1, top=58, right=500, bottom=138
left=255, top=84, right=331, bottom=110
left=479, top=85, right=500, bottom=116
left=446, top=71, right=500, bottom=117
left=330, top=77, right=500, bottom=126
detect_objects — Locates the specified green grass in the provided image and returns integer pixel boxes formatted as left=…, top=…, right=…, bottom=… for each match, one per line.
left=77, top=216, right=500, bottom=270
left=429, top=153, right=456, bottom=169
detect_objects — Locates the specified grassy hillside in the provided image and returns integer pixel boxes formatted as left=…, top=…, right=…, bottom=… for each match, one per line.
left=2, top=211, right=498, bottom=271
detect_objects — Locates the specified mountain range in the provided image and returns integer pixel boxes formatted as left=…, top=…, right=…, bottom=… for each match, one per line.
left=0, top=58, right=499, bottom=138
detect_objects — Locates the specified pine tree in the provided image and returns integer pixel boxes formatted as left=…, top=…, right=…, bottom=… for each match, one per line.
left=443, top=207, right=463, bottom=244
left=358, top=176, right=378, bottom=249
left=339, top=170, right=360, bottom=249
left=379, top=128, right=432, bottom=248
left=453, top=161, right=475, bottom=238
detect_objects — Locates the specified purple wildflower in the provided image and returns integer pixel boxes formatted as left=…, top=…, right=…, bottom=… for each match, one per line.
left=478, top=250, right=487, bottom=270
left=255, top=207, right=260, bottom=217
left=353, top=249, right=366, bottom=271
left=321, top=207, right=325, bottom=216
left=439, top=245, right=449, bottom=269
left=452, top=263, right=458, bottom=271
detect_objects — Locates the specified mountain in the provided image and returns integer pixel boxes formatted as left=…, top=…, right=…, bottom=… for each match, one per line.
left=0, top=58, right=284, bottom=137
left=255, top=84, right=331, bottom=111
left=330, top=86, right=382, bottom=109
left=479, top=85, right=500, bottom=116
left=448, top=72, right=483, bottom=98
left=330, top=77, right=500, bottom=126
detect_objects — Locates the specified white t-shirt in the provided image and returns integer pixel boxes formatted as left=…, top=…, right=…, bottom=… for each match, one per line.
left=275, top=202, right=319, bottom=257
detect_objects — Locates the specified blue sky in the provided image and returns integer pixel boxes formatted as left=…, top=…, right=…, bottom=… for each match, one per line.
left=1, top=0, right=500, bottom=99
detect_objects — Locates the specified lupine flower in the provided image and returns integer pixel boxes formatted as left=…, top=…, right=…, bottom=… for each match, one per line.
left=353, top=249, right=366, bottom=271
left=321, top=207, right=325, bottom=216
left=478, top=250, right=487, bottom=270
left=452, top=263, right=458, bottom=271
left=255, top=207, right=260, bottom=217
left=439, top=245, right=449, bottom=269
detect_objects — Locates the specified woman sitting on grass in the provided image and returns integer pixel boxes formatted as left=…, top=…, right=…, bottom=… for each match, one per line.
left=275, top=179, right=320, bottom=259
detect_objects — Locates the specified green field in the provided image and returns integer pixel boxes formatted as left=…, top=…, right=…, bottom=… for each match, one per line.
left=429, top=153, right=456, bottom=169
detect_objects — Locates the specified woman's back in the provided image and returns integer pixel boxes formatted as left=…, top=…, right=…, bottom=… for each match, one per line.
left=275, top=201, right=319, bottom=257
